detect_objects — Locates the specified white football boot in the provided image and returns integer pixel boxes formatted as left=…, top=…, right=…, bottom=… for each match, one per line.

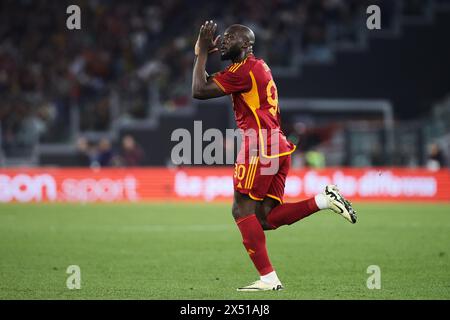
left=324, top=185, right=357, bottom=224
left=237, top=280, right=284, bottom=292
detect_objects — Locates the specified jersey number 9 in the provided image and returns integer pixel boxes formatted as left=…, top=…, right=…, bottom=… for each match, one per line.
left=266, top=79, right=278, bottom=117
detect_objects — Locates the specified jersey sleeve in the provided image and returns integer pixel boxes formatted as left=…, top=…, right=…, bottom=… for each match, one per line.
left=212, top=68, right=251, bottom=94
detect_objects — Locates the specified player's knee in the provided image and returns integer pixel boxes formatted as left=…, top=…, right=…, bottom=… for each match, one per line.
left=232, top=200, right=249, bottom=220
left=231, top=204, right=240, bottom=220
left=260, top=219, right=276, bottom=231
left=261, top=223, right=272, bottom=231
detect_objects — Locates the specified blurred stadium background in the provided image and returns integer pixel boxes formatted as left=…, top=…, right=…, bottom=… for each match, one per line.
left=0, top=0, right=449, bottom=169
left=0, top=0, right=449, bottom=300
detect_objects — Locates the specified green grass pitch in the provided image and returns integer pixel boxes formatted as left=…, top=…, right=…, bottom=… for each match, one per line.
left=0, top=202, right=449, bottom=299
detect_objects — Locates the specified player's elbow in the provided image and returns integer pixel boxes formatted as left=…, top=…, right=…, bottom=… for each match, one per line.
left=192, top=88, right=207, bottom=100
left=192, top=91, right=201, bottom=99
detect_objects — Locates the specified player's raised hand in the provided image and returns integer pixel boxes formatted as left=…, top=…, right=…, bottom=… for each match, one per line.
left=195, top=32, right=220, bottom=55
left=197, top=20, right=219, bottom=54
left=195, top=34, right=220, bottom=55
left=209, top=34, right=221, bottom=54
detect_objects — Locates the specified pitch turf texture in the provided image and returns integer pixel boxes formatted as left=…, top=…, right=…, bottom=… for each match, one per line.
left=0, top=202, right=449, bottom=300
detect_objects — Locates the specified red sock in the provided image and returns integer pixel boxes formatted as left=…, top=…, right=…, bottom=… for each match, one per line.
left=266, top=197, right=319, bottom=229
left=236, top=214, right=274, bottom=276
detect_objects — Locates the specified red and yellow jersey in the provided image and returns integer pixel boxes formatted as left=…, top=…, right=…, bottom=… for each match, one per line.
left=212, top=54, right=296, bottom=158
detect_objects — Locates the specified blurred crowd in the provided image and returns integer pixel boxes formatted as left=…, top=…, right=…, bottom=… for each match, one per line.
left=1, top=0, right=442, bottom=168
left=0, top=0, right=383, bottom=151
left=426, top=143, right=447, bottom=171
left=75, top=134, right=145, bottom=167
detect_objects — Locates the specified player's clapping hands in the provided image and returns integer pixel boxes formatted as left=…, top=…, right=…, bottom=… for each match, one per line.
left=195, top=20, right=220, bottom=56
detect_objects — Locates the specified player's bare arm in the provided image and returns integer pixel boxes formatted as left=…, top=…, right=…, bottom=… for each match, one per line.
left=192, top=20, right=225, bottom=100
left=194, top=30, right=219, bottom=81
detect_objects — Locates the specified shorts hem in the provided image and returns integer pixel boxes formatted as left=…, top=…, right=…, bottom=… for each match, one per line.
left=266, top=194, right=283, bottom=204
left=248, top=192, right=264, bottom=201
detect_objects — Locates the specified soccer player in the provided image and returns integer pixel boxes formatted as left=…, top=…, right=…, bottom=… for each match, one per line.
left=192, top=20, right=357, bottom=291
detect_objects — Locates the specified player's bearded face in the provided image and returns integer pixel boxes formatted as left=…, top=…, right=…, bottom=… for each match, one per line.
left=220, top=35, right=242, bottom=61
